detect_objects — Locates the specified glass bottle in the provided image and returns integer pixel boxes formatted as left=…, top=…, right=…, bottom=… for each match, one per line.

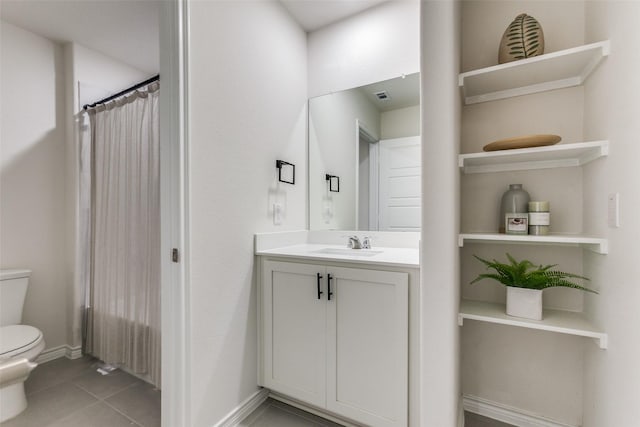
left=499, top=184, right=530, bottom=233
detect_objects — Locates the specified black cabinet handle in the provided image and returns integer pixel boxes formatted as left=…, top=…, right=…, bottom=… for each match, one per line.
left=327, top=274, right=334, bottom=300
left=316, top=273, right=323, bottom=300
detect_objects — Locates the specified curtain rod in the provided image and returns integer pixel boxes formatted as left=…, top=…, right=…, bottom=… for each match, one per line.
left=83, top=74, right=159, bottom=110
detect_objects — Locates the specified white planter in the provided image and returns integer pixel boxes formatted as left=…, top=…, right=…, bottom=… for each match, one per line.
left=506, top=287, right=542, bottom=320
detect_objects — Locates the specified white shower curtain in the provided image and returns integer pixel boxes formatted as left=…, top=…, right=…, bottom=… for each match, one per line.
left=83, top=82, right=161, bottom=387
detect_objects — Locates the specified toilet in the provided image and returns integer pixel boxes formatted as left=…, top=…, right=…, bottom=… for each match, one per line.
left=0, top=269, right=45, bottom=422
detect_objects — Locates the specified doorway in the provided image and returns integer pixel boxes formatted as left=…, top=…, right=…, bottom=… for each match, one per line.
left=0, top=1, right=187, bottom=425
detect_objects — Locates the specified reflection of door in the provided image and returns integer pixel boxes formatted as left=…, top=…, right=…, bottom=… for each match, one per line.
left=378, top=136, right=421, bottom=231
left=358, top=124, right=378, bottom=231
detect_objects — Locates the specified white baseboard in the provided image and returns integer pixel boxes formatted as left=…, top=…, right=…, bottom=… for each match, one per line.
left=35, top=345, right=83, bottom=364
left=66, top=345, right=83, bottom=359
left=213, top=388, right=269, bottom=427
left=463, top=395, right=577, bottom=427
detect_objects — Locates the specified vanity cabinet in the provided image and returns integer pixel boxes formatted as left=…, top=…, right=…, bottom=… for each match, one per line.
left=259, top=259, right=408, bottom=427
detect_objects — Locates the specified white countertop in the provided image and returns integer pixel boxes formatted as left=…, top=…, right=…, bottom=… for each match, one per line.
left=255, top=243, right=419, bottom=268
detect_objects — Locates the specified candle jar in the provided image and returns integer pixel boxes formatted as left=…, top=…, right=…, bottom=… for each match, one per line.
left=528, top=201, right=550, bottom=235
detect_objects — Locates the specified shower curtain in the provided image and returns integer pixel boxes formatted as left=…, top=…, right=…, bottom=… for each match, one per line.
left=81, top=82, right=161, bottom=387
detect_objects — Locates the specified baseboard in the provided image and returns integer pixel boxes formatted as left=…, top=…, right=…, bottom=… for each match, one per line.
left=66, top=345, right=83, bottom=359
left=213, top=388, right=269, bottom=427
left=35, top=345, right=83, bottom=364
left=463, top=395, right=577, bottom=427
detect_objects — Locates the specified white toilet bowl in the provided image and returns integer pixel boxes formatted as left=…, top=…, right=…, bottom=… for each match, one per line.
left=0, top=270, right=45, bottom=422
left=0, top=325, right=45, bottom=422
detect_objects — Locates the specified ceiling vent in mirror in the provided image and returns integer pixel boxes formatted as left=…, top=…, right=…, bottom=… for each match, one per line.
left=374, top=90, right=390, bottom=101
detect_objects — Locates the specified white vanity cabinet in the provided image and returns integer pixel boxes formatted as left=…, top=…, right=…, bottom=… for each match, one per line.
left=259, top=259, right=409, bottom=427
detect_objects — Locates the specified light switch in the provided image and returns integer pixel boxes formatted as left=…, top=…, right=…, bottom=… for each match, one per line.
left=608, top=193, right=619, bottom=228
left=273, top=203, right=283, bottom=225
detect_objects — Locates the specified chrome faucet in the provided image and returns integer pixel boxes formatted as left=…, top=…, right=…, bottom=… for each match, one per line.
left=362, top=236, right=372, bottom=249
left=347, top=236, right=362, bottom=249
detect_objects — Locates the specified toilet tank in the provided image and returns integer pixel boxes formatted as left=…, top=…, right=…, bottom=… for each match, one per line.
left=0, top=269, right=31, bottom=326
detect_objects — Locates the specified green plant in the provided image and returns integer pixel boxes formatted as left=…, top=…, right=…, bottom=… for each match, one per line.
left=471, top=253, right=597, bottom=293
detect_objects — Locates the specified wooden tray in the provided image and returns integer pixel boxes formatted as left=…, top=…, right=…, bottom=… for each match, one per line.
left=483, top=134, right=561, bottom=151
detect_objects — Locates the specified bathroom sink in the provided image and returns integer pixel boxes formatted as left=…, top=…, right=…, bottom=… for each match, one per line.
left=312, top=248, right=383, bottom=257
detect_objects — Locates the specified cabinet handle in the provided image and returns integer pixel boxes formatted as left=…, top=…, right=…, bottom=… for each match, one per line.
left=327, top=274, right=334, bottom=300
left=316, top=273, right=324, bottom=300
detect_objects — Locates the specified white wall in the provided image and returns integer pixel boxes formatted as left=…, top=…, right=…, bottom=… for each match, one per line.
left=309, top=89, right=380, bottom=230
left=420, top=1, right=461, bottom=425
left=381, top=104, right=420, bottom=139
left=70, top=43, right=151, bottom=111
left=307, top=0, right=420, bottom=98
left=582, top=2, right=640, bottom=425
left=187, top=1, right=307, bottom=424
left=0, top=21, right=68, bottom=348
left=460, top=1, right=588, bottom=425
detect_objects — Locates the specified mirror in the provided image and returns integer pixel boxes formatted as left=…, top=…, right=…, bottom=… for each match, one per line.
left=309, top=73, right=421, bottom=231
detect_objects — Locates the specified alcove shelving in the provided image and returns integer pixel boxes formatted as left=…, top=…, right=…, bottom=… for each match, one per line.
left=458, top=300, right=607, bottom=349
left=459, top=40, right=610, bottom=105
left=458, top=233, right=608, bottom=254
left=458, top=140, right=610, bottom=253
left=458, top=40, right=611, bottom=349
left=459, top=140, right=608, bottom=174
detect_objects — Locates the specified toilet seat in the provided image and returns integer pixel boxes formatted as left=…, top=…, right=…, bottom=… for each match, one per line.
left=0, top=325, right=43, bottom=360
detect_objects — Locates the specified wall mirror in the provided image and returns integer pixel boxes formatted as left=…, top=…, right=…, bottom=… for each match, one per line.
left=309, top=73, right=421, bottom=231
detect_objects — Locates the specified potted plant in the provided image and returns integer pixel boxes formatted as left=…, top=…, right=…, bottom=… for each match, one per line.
left=471, top=253, right=596, bottom=320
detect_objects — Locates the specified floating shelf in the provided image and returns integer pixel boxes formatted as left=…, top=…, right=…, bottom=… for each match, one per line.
left=458, top=300, right=607, bottom=349
left=459, top=141, right=608, bottom=174
left=459, top=40, right=610, bottom=105
left=458, top=233, right=608, bottom=254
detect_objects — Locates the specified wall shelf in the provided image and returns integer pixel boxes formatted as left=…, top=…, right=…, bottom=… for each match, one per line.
left=459, top=141, right=608, bottom=174
left=459, top=300, right=607, bottom=349
left=459, top=40, right=610, bottom=105
left=458, top=233, right=608, bottom=254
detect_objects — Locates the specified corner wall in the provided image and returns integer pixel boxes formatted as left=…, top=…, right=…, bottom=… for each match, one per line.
left=0, top=20, right=68, bottom=350
left=186, top=1, right=308, bottom=424
left=420, top=1, right=462, bottom=425
left=582, top=2, right=640, bottom=425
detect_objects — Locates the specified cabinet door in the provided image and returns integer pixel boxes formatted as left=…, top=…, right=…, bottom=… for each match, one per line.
left=262, top=261, right=327, bottom=408
left=326, top=267, right=408, bottom=427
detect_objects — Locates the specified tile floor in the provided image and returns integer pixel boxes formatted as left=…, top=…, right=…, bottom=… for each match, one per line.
left=239, top=399, right=343, bottom=427
left=3, top=356, right=511, bottom=427
left=464, top=412, right=515, bottom=427
left=239, top=398, right=514, bottom=427
left=1, top=356, right=160, bottom=427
